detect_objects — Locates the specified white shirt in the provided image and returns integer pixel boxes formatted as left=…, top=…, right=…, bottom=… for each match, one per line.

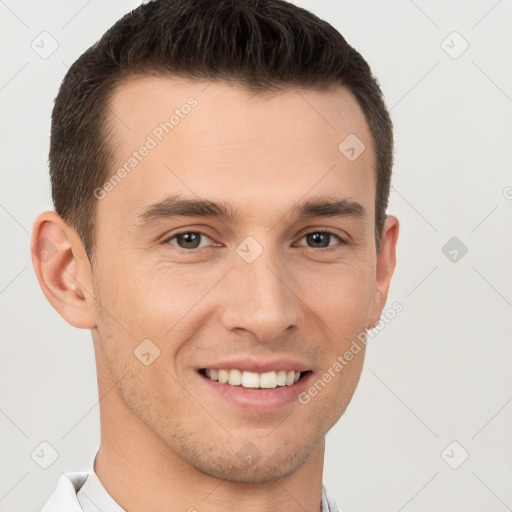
left=41, top=452, right=341, bottom=512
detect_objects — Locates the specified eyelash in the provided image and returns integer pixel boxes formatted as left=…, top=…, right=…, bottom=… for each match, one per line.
left=164, top=230, right=348, bottom=252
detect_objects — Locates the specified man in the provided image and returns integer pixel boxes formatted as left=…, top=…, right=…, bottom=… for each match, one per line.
left=32, top=0, right=398, bottom=510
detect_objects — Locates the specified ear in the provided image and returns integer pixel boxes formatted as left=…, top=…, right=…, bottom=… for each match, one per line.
left=368, top=215, right=399, bottom=328
left=30, top=210, right=97, bottom=329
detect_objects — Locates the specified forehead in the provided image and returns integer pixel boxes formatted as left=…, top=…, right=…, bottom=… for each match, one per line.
left=108, top=76, right=371, bottom=146
left=100, top=76, right=375, bottom=227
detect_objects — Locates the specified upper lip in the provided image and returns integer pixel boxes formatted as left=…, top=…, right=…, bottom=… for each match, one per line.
left=198, top=357, right=312, bottom=373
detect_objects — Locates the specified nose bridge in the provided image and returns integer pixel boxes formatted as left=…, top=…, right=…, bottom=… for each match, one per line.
left=219, top=240, right=301, bottom=342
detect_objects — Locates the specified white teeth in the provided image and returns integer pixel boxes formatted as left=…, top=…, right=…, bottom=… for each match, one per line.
left=276, top=370, right=287, bottom=386
left=260, top=371, right=276, bottom=388
left=203, top=369, right=303, bottom=388
left=241, top=371, right=260, bottom=388
left=228, top=369, right=242, bottom=386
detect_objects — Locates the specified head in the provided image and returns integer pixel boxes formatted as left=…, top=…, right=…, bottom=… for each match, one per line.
left=32, top=0, right=398, bottom=483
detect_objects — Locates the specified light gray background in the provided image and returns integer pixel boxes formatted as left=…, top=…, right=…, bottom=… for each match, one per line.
left=1, top=1, right=511, bottom=511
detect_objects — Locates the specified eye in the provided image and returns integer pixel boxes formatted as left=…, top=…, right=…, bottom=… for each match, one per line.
left=166, top=231, right=213, bottom=250
left=296, top=231, right=345, bottom=250
left=164, top=229, right=347, bottom=252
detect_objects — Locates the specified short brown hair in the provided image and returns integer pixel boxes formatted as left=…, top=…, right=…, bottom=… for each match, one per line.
left=50, top=0, right=393, bottom=261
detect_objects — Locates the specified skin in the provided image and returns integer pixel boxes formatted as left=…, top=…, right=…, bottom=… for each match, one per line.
left=32, top=77, right=399, bottom=512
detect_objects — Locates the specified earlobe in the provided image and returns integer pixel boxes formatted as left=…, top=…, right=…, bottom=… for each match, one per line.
left=31, top=211, right=97, bottom=329
left=368, top=215, right=399, bottom=328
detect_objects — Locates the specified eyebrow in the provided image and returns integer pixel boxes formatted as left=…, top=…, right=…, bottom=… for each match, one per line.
left=135, top=194, right=367, bottom=227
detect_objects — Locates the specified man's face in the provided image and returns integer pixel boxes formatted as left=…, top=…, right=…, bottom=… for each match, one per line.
left=89, top=76, right=388, bottom=481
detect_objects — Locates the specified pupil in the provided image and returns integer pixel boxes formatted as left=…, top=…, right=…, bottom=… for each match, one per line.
left=179, top=233, right=200, bottom=249
left=308, top=232, right=329, bottom=248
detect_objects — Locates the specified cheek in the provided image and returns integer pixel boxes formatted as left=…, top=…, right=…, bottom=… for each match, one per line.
left=296, top=262, right=376, bottom=331
left=93, top=258, right=186, bottom=331
left=93, top=250, right=376, bottom=350
left=94, top=263, right=235, bottom=369
left=129, top=266, right=228, bottom=334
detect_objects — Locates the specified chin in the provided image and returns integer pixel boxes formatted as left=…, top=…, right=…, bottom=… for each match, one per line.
left=186, top=439, right=318, bottom=483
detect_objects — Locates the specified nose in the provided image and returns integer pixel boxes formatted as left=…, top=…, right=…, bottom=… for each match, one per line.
left=218, top=244, right=303, bottom=343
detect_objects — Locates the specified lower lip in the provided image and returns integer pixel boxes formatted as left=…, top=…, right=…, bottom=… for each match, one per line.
left=198, top=371, right=314, bottom=412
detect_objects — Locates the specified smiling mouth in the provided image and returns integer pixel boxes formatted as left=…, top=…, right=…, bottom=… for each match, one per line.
left=198, top=368, right=312, bottom=389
